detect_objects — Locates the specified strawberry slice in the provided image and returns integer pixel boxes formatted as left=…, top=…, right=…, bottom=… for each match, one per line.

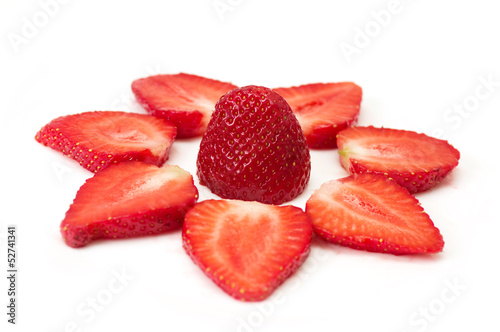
left=306, top=174, right=444, bottom=255
left=132, top=73, right=237, bottom=138
left=35, top=111, right=176, bottom=173
left=182, top=199, right=312, bottom=301
left=61, top=162, right=198, bottom=248
left=337, top=126, right=460, bottom=193
left=273, top=82, right=362, bottom=149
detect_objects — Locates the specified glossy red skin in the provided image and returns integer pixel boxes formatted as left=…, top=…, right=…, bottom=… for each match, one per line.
left=306, top=174, right=445, bottom=255
left=345, top=160, right=457, bottom=193
left=304, top=116, right=358, bottom=149
left=141, top=108, right=203, bottom=138
left=35, top=111, right=176, bottom=173
left=60, top=162, right=199, bottom=248
left=337, top=126, right=460, bottom=193
left=62, top=205, right=189, bottom=248
left=274, top=82, right=362, bottom=149
left=132, top=73, right=237, bottom=138
left=196, top=85, right=311, bottom=205
left=182, top=200, right=312, bottom=301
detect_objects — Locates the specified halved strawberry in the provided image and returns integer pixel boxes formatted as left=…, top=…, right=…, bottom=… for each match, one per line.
left=61, top=162, right=198, bottom=248
left=273, top=82, right=362, bottom=149
left=306, top=174, right=444, bottom=255
left=35, top=111, right=176, bottom=173
left=196, top=85, right=311, bottom=205
left=182, top=199, right=312, bottom=301
left=337, top=126, right=460, bottom=193
left=132, top=73, right=237, bottom=138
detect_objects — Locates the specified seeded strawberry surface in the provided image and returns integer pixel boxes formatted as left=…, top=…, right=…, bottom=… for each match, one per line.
left=274, top=82, right=362, bottom=149
left=306, top=174, right=444, bottom=255
left=182, top=199, right=312, bottom=301
left=196, top=85, right=311, bottom=205
left=35, top=111, right=176, bottom=173
left=33, top=72, right=459, bottom=304
left=132, top=73, right=237, bottom=137
left=61, top=162, right=198, bottom=248
left=337, top=126, right=460, bottom=193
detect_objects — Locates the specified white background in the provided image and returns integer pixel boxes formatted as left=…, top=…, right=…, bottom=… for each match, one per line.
left=1, top=0, right=499, bottom=331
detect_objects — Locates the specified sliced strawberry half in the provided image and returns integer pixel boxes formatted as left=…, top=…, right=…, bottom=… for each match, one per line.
left=35, top=111, right=176, bottom=173
left=132, top=73, right=237, bottom=138
left=306, top=174, right=444, bottom=255
left=61, top=162, right=198, bottom=248
left=182, top=199, right=312, bottom=301
left=337, top=126, right=460, bottom=193
left=273, top=82, right=362, bottom=149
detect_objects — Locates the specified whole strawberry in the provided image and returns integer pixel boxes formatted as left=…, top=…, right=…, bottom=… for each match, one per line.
left=197, top=85, right=311, bottom=205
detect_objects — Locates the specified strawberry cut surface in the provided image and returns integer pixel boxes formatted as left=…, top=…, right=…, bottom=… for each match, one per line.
left=61, top=162, right=198, bottom=248
left=132, top=73, right=237, bottom=137
left=196, top=85, right=311, bottom=205
left=306, top=174, right=444, bottom=255
left=337, top=126, right=460, bottom=193
left=182, top=199, right=312, bottom=301
left=274, top=82, right=362, bottom=149
left=35, top=111, right=176, bottom=173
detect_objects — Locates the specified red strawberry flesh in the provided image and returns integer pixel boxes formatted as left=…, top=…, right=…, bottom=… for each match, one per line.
left=182, top=199, right=312, bottom=301
left=61, top=162, right=198, bottom=248
left=274, top=82, right=362, bottom=149
left=35, top=111, right=176, bottom=173
left=337, top=126, right=460, bottom=193
left=132, top=73, right=237, bottom=137
left=306, top=174, right=444, bottom=255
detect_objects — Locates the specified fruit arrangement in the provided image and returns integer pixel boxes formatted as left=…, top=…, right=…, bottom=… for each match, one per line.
left=36, top=72, right=460, bottom=301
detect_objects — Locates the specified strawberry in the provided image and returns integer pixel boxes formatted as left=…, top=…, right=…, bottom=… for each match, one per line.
left=60, top=162, right=198, bottom=248
left=306, top=174, right=444, bottom=255
left=182, top=199, right=312, bottom=301
left=131, top=73, right=237, bottom=138
left=273, top=82, right=362, bottom=149
left=337, top=126, right=460, bottom=193
left=196, top=85, right=311, bottom=205
left=35, top=111, right=176, bottom=173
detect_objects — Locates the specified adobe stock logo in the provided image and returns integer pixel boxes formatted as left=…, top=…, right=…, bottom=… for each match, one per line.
left=62, top=268, right=134, bottom=332
left=212, top=0, right=245, bottom=21
left=235, top=247, right=333, bottom=332
left=430, top=74, right=499, bottom=140
left=407, top=278, right=466, bottom=332
left=339, top=0, right=404, bottom=64
left=6, top=0, right=72, bottom=54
